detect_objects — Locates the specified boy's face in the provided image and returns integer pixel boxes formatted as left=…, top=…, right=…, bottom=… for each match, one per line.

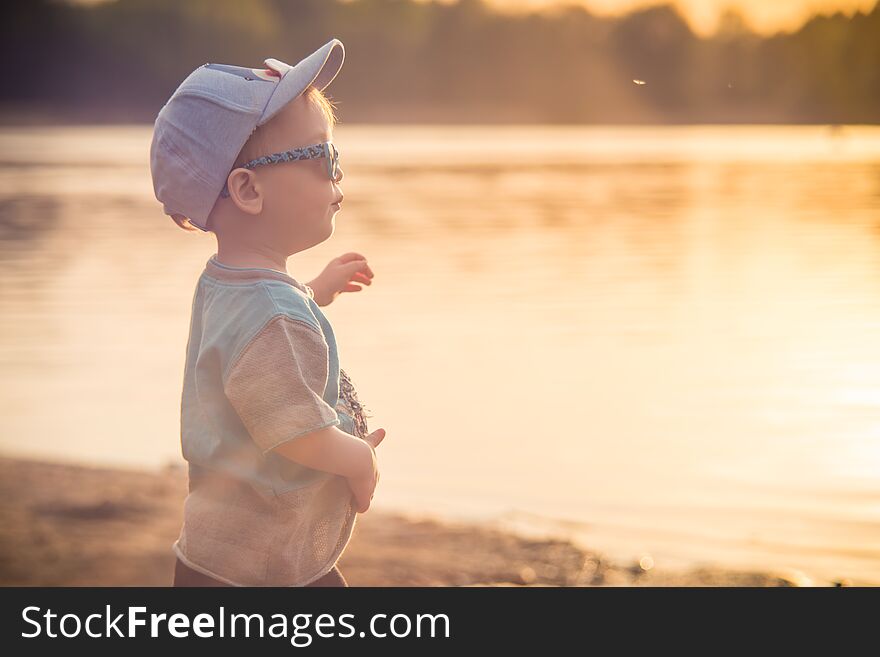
left=220, top=92, right=344, bottom=253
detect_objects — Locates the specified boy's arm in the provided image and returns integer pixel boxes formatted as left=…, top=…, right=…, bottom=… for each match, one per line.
left=271, top=424, right=372, bottom=479
left=224, top=314, right=369, bottom=477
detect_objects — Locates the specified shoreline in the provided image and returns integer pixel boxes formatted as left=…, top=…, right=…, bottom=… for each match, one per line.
left=0, top=455, right=856, bottom=587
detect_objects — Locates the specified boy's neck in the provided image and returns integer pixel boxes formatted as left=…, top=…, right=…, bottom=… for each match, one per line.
left=205, top=253, right=312, bottom=297
left=215, top=245, right=289, bottom=275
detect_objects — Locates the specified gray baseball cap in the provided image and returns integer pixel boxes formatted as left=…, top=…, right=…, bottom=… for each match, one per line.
left=150, top=38, right=345, bottom=231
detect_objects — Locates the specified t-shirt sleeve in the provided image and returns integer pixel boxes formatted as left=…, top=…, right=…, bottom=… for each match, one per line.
left=223, top=314, right=340, bottom=455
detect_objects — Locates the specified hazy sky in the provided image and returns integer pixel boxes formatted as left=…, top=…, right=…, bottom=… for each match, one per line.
left=431, top=0, right=879, bottom=36
left=71, top=0, right=879, bottom=37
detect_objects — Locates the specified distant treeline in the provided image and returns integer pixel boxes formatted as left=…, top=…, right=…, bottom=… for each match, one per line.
left=3, top=0, right=879, bottom=124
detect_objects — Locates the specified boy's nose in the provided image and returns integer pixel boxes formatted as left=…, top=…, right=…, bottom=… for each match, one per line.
left=335, top=165, right=344, bottom=183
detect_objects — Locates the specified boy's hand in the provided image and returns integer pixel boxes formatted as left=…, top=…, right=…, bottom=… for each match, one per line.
left=347, top=428, right=386, bottom=513
left=307, top=253, right=374, bottom=307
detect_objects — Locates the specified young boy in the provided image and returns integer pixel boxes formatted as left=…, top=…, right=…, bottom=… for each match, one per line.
left=149, top=38, right=386, bottom=587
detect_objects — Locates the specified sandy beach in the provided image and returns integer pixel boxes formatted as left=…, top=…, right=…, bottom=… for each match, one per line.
left=0, top=455, right=852, bottom=587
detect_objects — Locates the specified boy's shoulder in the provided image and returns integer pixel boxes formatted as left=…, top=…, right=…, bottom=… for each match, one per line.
left=200, top=272, right=321, bottom=332
left=195, top=274, right=332, bottom=381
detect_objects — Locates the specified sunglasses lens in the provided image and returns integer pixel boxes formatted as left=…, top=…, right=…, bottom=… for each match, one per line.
left=330, top=145, right=340, bottom=181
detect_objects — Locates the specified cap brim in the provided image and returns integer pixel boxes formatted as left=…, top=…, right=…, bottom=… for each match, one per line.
left=257, top=38, right=344, bottom=127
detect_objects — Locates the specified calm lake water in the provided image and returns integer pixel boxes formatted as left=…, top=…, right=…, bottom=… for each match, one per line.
left=1, top=124, right=879, bottom=584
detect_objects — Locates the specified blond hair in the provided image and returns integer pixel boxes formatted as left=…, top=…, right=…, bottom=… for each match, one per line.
left=171, top=84, right=339, bottom=232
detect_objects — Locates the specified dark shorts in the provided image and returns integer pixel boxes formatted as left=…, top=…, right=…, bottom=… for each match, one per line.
left=172, top=557, right=349, bottom=587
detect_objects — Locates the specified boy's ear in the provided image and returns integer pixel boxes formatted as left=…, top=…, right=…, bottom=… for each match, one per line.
left=225, top=168, right=264, bottom=215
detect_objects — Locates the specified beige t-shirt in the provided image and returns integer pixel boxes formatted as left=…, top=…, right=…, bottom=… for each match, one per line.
left=172, top=254, right=370, bottom=586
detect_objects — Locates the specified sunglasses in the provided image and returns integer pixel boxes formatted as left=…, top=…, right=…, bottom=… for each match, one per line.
left=219, top=140, right=341, bottom=198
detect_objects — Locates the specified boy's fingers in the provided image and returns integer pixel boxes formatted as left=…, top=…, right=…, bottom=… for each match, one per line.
left=352, top=271, right=372, bottom=285
left=368, top=428, right=386, bottom=447
left=346, top=259, right=369, bottom=274
left=345, top=259, right=374, bottom=279
left=337, top=252, right=365, bottom=263
left=337, top=253, right=374, bottom=278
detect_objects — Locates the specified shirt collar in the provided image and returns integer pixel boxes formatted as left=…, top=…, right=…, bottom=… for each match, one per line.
left=203, top=253, right=312, bottom=296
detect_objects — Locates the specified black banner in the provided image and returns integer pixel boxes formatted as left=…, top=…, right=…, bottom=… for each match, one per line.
left=1, top=586, right=873, bottom=652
